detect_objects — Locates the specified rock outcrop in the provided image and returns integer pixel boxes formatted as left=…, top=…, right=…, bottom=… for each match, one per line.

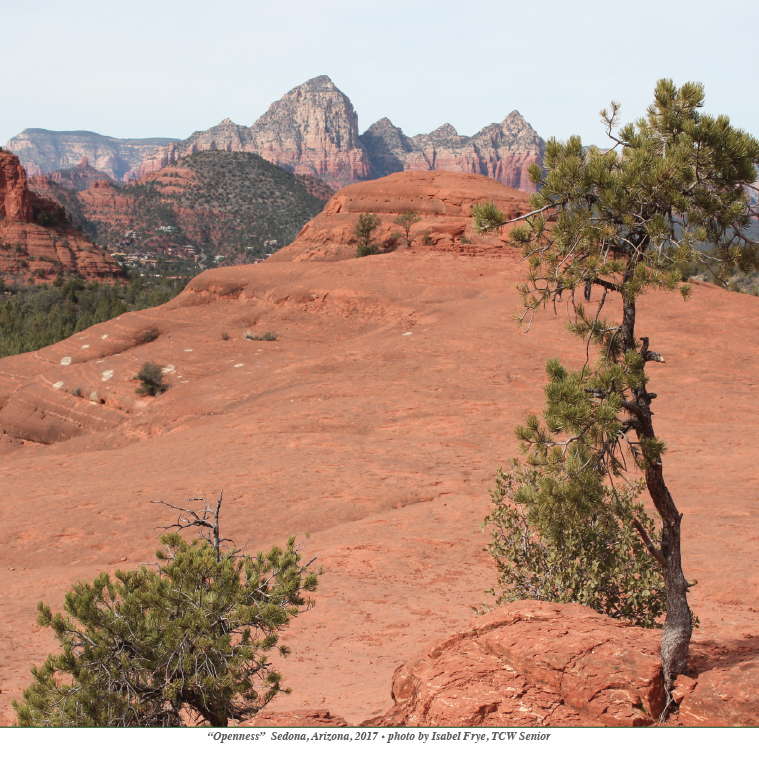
left=4, top=130, right=178, bottom=182
left=268, top=171, right=533, bottom=263
left=367, top=601, right=664, bottom=727
left=0, top=150, right=123, bottom=281
left=0, top=148, right=33, bottom=222
left=46, top=156, right=115, bottom=191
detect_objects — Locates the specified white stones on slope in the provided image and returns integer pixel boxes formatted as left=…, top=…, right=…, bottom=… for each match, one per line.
left=60, top=356, right=72, bottom=366
left=81, top=345, right=89, bottom=349
left=184, top=349, right=193, bottom=352
left=402, top=332, right=412, bottom=336
left=53, top=381, right=63, bottom=390
left=101, top=334, right=108, bottom=340
left=234, top=364, right=244, bottom=368
left=162, top=365, right=175, bottom=374
left=102, top=370, right=114, bottom=382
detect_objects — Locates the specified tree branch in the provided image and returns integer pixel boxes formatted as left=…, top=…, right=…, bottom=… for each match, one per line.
left=631, top=516, right=667, bottom=567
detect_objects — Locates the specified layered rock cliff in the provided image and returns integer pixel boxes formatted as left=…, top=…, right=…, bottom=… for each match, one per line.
left=4, top=130, right=177, bottom=182
left=0, top=149, right=123, bottom=281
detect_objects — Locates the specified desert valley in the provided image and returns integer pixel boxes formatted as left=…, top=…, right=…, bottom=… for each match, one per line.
left=1, top=75, right=759, bottom=730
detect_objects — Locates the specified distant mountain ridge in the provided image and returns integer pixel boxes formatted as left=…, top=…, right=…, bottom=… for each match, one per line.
left=5, top=76, right=545, bottom=192
left=4, top=129, right=178, bottom=182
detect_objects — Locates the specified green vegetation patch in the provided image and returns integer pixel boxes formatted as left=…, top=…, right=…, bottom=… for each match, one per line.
left=0, top=275, right=187, bottom=360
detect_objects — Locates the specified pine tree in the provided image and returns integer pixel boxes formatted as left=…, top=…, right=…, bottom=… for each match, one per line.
left=393, top=211, right=422, bottom=246
left=13, top=493, right=319, bottom=726
left=473, top=79, right=759, bottom=698
left=355, top=212, right=381, bottom=257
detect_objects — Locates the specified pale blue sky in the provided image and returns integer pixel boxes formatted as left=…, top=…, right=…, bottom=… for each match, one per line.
left=3, top=0, right=757, bottom=147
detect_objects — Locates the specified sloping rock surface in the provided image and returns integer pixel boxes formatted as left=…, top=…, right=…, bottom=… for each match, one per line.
left=0, top=172, right=758, bottom=726
left=268, top=171, right=533, bottom=263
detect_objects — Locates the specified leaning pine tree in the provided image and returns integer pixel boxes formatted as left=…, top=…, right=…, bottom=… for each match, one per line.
left=472, top=79, right=759, bottom=697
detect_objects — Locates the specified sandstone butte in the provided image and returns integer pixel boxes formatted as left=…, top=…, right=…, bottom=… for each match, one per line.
left=0, top=150, right=123, bottom=283
left=0, top=171, right=757, bottom=727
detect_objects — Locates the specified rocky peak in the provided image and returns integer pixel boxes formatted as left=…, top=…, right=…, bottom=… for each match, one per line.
left=359, top=118, right=414, bottom=177
left=497, top=110, right=545, bottom=151
left=428, top=123, right=462, bottom=140
left=288, top=74, right=338, bottom=94
left=249, top=76, right=370, bottom=188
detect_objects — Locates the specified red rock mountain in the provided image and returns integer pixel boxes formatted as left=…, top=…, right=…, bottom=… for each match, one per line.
left=1, top=172, right=756, bottom=726
left=0, top=150, right=123, bottom=282
left=45, top=156, right=115, bottom=191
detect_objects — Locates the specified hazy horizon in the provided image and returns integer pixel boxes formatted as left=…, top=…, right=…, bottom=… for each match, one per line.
left=4, top=0, right=758, bottom=149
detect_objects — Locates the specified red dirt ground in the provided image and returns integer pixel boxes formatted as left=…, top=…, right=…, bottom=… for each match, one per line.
left=0, top=247, right=757, bottom=725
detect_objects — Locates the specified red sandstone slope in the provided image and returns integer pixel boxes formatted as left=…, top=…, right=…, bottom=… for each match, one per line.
left=0, top=172, right=757, bottom=726
left=0, top=150, right=123, bottom=282
left=268, top=171, right=533, bottom=263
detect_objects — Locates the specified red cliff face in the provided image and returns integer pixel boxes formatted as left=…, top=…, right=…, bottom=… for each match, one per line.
left=0, top=151, right=123, bottom=282
left=0, top=149, right=33, bottom=222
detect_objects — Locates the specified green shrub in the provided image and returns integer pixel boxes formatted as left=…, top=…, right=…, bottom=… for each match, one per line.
left=482, top=463, right=667, bottom=628
left=221, top=331, right=230, bottom=341
left=134, top=361, right=167, bottom=396
left=422, top=233, right=433, bottom=246
left=355, top=212, right=380, bottom=257
left=13, top=494, right=319, bottom=726
left=71, top=387, right=82, bottom=397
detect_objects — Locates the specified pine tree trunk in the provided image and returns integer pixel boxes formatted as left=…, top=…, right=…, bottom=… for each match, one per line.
left=645, top=464, right=692, bottom=691
left=620, top=285, right=691, bottom=693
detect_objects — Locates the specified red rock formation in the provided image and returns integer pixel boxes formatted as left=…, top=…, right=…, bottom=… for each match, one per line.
left=0, top=151, right=123, bottom=282
left=269, top=171, right=533, bottom=263
left=46, top=156, right=114, bottom=191
left=369, top=602, right=664, bottom=727
left=0, top=149, right=33, bottom=222
left=1, top=172, right=758, bottom=726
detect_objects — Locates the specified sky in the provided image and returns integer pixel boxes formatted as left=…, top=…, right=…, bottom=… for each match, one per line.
left=3, top=0, right=758, bottom=148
